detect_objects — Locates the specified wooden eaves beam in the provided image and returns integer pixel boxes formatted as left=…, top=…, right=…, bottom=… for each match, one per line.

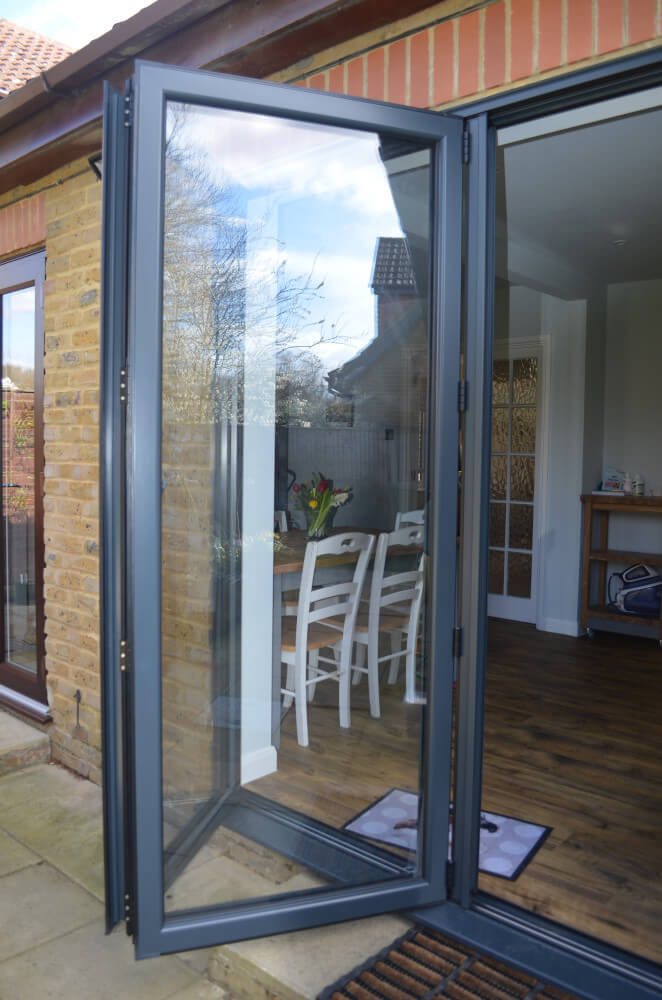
left=0, top=0, right=442, bottom=196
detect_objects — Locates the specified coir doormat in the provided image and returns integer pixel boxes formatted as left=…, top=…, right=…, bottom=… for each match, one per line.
left=318, top=927, right=583, bottom=1000
left=345, top=789, right=551, bottom=880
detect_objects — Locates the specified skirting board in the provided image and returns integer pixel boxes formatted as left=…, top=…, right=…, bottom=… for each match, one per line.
left=537, top=618, right=581, bottom=638
left=241, top=745, right=277, bottom=784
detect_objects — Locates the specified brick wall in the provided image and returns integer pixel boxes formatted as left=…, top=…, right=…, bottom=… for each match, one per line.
left=0, top=192, right=45, bottom=257
left=42, top=160, right=102, bottom=780
left=272, top=0, right=662, bottom=106
left=0, top=160, right=103, bottom=780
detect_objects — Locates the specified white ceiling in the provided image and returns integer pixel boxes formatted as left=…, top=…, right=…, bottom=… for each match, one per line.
left=496, top=100, right=662, bottom=297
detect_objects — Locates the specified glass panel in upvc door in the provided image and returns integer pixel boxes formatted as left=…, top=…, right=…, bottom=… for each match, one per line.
left=160, top=101, right=435, bottom=913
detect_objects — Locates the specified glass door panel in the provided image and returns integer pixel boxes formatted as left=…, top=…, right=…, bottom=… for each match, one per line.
left=161, top=102, right=434, bottom=912
left=2, top=288, right=37, bottom=673
left=0, top=254, right=46, bottom=709
left=481, top=96, right=662, bottom=967
left=122, top=63, right=462, bottom=957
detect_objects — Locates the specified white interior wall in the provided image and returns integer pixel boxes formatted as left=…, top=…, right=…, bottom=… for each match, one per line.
left=495, top=285, right=587, bottom=636
left=537, top=294, right=586, bottom=635
left=582, top=293, right=607, bottom=493
left=603, top=279, right=662, bottom=553
left=240, top=196, right=278, bottom=785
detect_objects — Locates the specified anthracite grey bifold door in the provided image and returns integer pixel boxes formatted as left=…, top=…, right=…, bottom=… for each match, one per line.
left=103, top=59, right=463, bottom=958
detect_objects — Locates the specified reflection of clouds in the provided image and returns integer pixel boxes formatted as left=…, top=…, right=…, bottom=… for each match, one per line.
left=171, top=103, right=401, bottom=223
left=5, top=288, right=34, bottom=313
left=276, top=248, right=376, bottom=359
left=166, top=103, right=405, bottom=378
left=3, top=288, right=36, bottom=369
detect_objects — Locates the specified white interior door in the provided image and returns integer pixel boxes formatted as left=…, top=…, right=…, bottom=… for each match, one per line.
left=487, top=342, right=544, bottom=623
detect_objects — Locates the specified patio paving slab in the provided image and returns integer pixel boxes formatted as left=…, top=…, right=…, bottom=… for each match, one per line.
left=0, top=921, right=200, bottom=1000
left=209, top=912, right=412, bottom=1000
left=166, top=981, right=228, bottom=1000
left=0, top=862, right=102, bottom=963
left=0, top=763, right=104, bottom=900
left=166, top=853, right=281, bottom=911
left=0, top=712, right=49, bottom=776
left=0, top=828, right=39, bottom=877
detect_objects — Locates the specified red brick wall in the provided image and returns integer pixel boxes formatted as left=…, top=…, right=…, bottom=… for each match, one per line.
left=0, top=194, right=46, bottom=259
left=286, top=0, right=662, bottom=107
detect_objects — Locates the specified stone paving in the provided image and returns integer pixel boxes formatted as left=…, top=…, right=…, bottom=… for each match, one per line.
left=0, top=712, right=412, bottom=1000
left=0, top=760, right=226, bottom=1000
left=0, top=712, right=49, bottom=777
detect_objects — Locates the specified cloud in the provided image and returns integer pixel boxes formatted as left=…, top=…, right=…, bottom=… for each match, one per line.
left=171, top=104, right=403, bottom=224
left=9, top=0, right=149, bottom=49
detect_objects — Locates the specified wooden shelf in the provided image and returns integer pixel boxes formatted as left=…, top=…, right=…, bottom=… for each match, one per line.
left=586, top=604, right=660, bottom=628
left=580, top=495, right=662, bottom=640
left=589, top=549, right=662, bottom=566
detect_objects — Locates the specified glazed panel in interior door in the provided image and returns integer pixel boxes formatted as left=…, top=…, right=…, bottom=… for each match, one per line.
left=488, top=357, right=537, bottom=600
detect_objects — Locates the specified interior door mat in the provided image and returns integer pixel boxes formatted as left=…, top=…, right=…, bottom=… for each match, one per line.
left=344, top=789, right=552, bottom=880
left=318, top=927, right=583, bottom=1000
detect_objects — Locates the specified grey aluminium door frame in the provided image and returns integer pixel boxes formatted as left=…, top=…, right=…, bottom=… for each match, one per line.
left=122, top=59, right=464, bottom=959
left=412, top=45, right=662, bottom=1000
left=100, top=80, right=131, bottom=932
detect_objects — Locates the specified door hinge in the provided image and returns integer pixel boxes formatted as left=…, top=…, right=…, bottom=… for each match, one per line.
left=453, top=626, right=463, bottom=659
left=458, top=379, right=468, bottom=412
left=120, top=367, right=128, bottom=405
left=124, top=889, right=135, bottom=936
left=462, top=128, right=471, bottom=164
left=123, top=91, right=133, bottom=129
left=446, top=859, right=456, bottom=895
left=120, top=637, right=128, bottom=673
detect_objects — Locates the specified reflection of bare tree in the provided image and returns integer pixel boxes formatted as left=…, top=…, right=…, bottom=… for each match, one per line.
left=163, top=104, right=344, bottom=429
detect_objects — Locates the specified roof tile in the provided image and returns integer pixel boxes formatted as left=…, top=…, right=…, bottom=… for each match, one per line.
left=0, top=17, right=71, bottom=97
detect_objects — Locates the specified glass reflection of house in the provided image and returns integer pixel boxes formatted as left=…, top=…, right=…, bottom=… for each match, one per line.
left=319, top=236, right=427, bottom=530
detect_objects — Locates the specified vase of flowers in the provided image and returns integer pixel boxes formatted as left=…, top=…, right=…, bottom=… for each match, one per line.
left=292, top=472, right=352, bottom=540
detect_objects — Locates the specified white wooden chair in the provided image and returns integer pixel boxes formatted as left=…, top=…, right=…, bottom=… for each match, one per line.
left=394, top=508, right=424, bottom=529
left=350, top=525, right=426, bottom=715
left=280, top=531, right=374, bottom=747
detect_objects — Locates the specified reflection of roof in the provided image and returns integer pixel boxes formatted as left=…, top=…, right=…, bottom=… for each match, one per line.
left=370, top=237, right=417, bottom=295
left=0, top=19, right=70, bottom=97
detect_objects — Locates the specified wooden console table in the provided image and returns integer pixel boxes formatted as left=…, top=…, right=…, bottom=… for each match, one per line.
left=580, top=494, right=662, bottom=643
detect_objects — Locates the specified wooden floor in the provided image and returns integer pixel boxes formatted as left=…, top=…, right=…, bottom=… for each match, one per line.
left=249, top=669, right=423, bottom=834
left=480, top=619, right=662, bottom=966
left=250, top=621, right=662, bottom=967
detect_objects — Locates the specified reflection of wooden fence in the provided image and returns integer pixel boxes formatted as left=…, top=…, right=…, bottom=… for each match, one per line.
left=287, top=427, right=407, bottom=531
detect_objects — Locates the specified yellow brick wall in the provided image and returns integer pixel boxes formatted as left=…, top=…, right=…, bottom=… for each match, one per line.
left=1, top=160, right=104, bottom=780
left=44, top=160, right=102, bottom=780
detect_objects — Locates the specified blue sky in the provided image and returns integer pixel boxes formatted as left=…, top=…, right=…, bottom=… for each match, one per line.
left=177, top=106, right=405, bottom=371
left=3, top=0, right=148, bottom=50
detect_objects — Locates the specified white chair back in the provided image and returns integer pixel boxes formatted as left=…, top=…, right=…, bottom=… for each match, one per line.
left=394, top=508, right=424, bottom=529
left=295, top=532, right=374, bottom=655
left=350, top=524, right=425, bottom=714
left=368, top=526, right=425, bottom=627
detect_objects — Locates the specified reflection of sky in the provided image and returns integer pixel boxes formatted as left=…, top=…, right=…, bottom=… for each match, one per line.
left=2, top=289, right=35, bottom=372
left=172, top=104, right=404, bottom=372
